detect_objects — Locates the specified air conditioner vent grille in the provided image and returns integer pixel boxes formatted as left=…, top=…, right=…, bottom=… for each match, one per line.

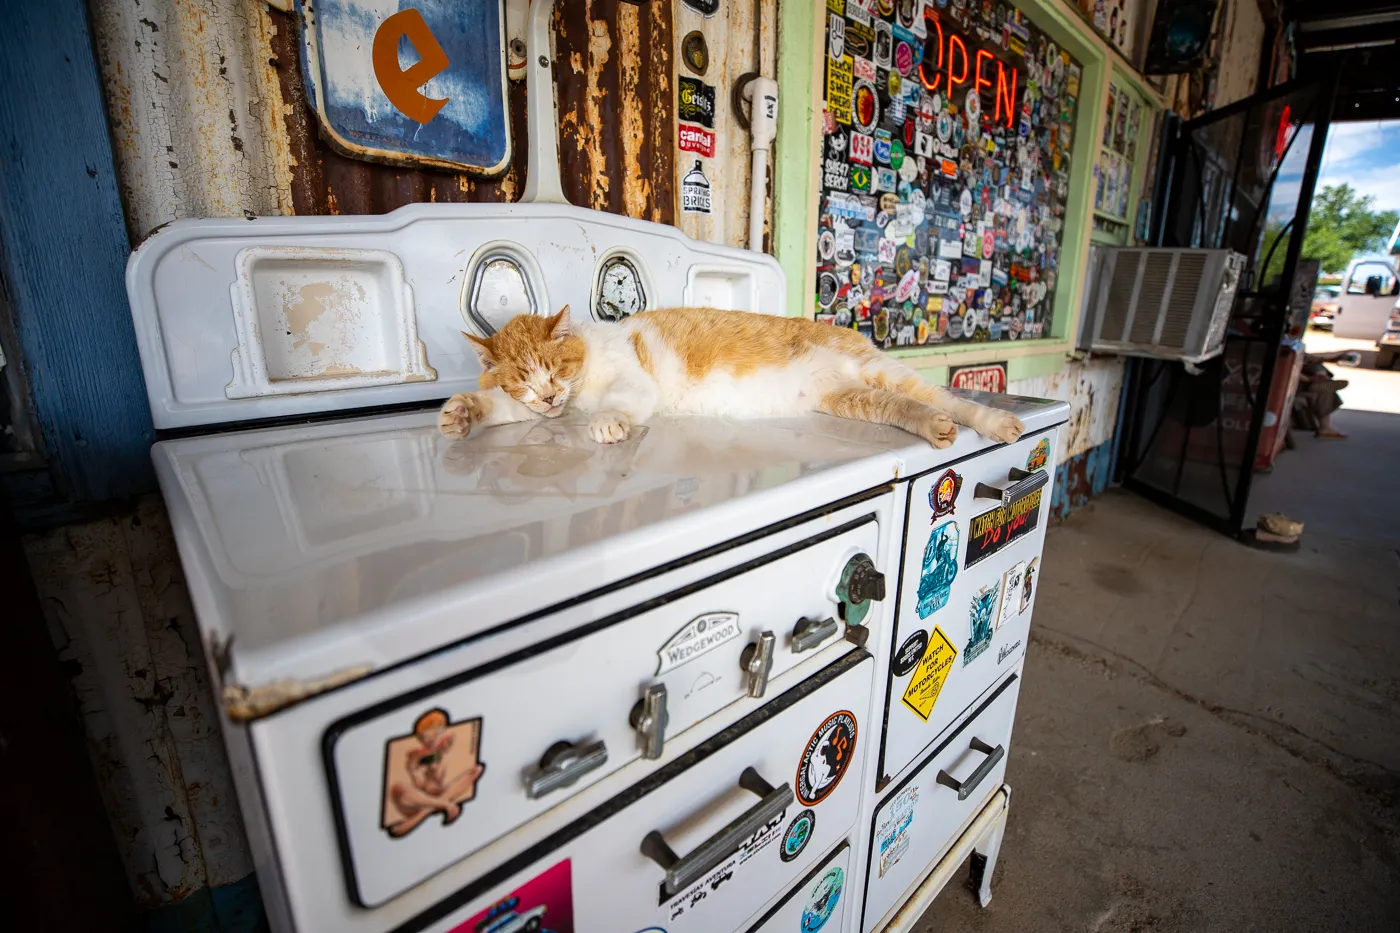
left=1100, top=250, right=1142, bottom=341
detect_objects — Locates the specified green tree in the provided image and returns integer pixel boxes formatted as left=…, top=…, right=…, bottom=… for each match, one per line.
left=1261, top=184, right=1397, bottom=287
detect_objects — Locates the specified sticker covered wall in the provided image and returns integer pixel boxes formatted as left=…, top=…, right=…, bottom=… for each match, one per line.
left=815, top=1, right=1081, bottom=348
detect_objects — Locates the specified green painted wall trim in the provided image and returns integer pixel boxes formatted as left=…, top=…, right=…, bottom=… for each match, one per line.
left=916, top=351, right=1069, bottom=387
left=773, top=0, right=819, bottom=318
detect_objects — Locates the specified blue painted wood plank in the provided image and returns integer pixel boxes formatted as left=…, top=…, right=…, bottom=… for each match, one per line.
left=0, top=0, right=154, bottom=501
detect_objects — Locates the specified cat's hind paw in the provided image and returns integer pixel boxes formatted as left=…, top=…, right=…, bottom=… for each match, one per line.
left=439, top=392, right=488, bottom=439
left=922, top=412, right=958, bottom=449
left=980, top=410, right=1025, bottom=444
left=589, top=411, right=632, bottom=444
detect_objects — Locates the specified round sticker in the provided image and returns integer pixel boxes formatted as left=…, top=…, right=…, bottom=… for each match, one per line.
left=879, top=193, right=899, bottom=213
left=681, top=30, right=709, bottom=76
left=874, top=210, right=891, bottom=229
left=892, top=630, right=930, bottom=677
left=936, top=111, right=953, bottom=142
left=899, top=157, right=920, bottom=183
left=873, top=310, right=889, bottom=341
left=818, top=229, right=836, bottom=262
left=895, top=41, right=914, bottom=76
left=890, top=139, right=905, bottom=169
left=948, top=314, right=964, bottom=339
left=780, top=809, right=816, bottom=862
left=959, top=188, right=973, bottom=217
left=909, top=189, right=927, bottom=215
left=801, top=866, right=845, bottom=933
left=887, top=70, right=902, bottom=98
left=853, top=81, right=879, bottom=134
left=895, top=246, right=913, bottom=278
left=965, top=87, right=981, bottom=122
left=818, top=271, right=840, bottom=308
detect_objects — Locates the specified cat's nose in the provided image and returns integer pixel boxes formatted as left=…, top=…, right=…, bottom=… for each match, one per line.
left=542, top=393, right=557, bottom=405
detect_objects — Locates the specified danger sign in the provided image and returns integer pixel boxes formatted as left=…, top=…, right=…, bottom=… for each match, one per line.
left=948, top=362, right=1007, bottom=394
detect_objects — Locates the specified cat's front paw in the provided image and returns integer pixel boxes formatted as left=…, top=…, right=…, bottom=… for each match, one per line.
left=922, top=412, right=958, bottom=448
left=980, top=410, right=1025, bottom=444
left=439, top=392, right=488, bottom=439
left=588, top=411, right=632, bottom=444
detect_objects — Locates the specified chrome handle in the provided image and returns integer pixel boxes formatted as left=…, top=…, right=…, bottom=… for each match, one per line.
left=524, top=738, right=608, bottom=799
left=974, top=467, right=1049, bottom=505
left=641, top=767, right=794, bottom=897
left=739, top=631, right=775, bottom=698
left=791, top=616, right=838, bottom=653
left=629, top=683, right=669, bottom=760
left=935, top=737, right=1004, bottom=801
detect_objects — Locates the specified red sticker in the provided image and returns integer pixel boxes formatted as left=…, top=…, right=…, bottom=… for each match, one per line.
left=949, top=363, right=1008, bottom=394
left=679, top=123, right=715, bottom=157
left=850, top=132, right=874, bottom=166
left=450, top=859, right=573, bottom=933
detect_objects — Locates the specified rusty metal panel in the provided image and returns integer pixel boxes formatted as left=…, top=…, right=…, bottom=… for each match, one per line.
left=24, top=497, right=254, bottom=907
left=1009, top=357, right=1125, bottom=461
left=671, top=0, right=777, bottom=248
left=554, top=0, right=676, bottom=222
left=1211, top=0, right=1265, bottom=110
left=91, top=0, right=762, bottom=231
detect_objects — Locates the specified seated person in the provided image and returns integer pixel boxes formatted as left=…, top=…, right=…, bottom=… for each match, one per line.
left=1291, top=350, right=1352, bottom=439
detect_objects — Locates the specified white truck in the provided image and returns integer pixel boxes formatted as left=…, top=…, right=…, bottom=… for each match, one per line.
left=1330, top=257, right=1400, bottom=346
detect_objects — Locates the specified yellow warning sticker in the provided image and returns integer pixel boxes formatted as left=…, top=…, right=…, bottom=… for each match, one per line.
left=900, top=626, right=957, bottom=722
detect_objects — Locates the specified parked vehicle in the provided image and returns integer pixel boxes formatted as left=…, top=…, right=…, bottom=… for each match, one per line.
left=1309, top=284, right=1340, bottom=329
left=1378, top=304, right=1400, bottom=370
left=1331, top=258, right=1399, bottom=340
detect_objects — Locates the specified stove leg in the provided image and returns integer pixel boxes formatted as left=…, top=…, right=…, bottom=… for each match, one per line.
left=970, top=794, right=1010, bottom=908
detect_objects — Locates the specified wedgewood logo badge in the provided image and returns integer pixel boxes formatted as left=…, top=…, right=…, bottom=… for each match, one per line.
left=656, top=611, right=741, bottom=675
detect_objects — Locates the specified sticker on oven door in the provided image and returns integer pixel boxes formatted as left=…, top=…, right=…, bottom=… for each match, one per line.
left=656, top=611, right=741, bottom=675
left=963, top=585, right=999, bottom=666
left=448, top=859, right=572, bottom=933
left=928, top=469, right=962, bottom=519
left=998, top=562, right=1026, bottom=628
left=916, top=521, right=959, bottom=619
left=382, top=709, right=485, bottom=839
left=876, top=785, right=919, bottom=877
left=801, top=865, right=845, bottom=932
left=1026, top=437, right=1050, bottom=471
left=780, top=808, right=816, bottom=862
left=796, top=711, right=858, bottom=806
left=1020, top=557, right=1040, bottom=614
left=900, top=625, right=956, bottom=722
left=964, top=488, right=1043, bottom=568
left=891, top=630, right=928, bottom=678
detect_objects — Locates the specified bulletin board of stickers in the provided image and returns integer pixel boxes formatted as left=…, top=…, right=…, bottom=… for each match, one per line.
left=816, top=0, right=1082, bottom=348
left=1091, top=79, right=1143, bottom=238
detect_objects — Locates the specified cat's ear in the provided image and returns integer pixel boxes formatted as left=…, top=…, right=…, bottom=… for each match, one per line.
left=549, top=305, right=572, bottom=341
left=462, top=331, right=496, bottom=371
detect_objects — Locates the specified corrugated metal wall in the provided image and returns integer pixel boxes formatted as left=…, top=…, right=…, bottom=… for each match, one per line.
left=90, top=0, right=774, bottom=245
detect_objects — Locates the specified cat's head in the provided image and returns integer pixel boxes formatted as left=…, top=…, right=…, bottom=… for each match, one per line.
left=463, top=306, right=585, bottom=417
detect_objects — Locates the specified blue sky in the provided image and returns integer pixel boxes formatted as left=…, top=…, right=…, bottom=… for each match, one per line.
left=1271, top=120, right=1400, bottom=225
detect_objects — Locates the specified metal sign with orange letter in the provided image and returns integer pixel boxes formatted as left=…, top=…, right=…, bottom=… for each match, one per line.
left=296, top=0, right=511, bottom=173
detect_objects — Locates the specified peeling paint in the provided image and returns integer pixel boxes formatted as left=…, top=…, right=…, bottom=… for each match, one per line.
left=221, top=664, right=374, bottom=721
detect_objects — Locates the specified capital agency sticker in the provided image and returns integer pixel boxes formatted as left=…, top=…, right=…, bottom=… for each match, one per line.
left=900, top=625, right=956, bottom=722
left=796, top=711, right=858, bottom=806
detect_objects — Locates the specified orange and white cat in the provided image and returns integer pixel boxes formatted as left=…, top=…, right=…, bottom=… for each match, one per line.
left=438, top=306, right=1024, bottom=448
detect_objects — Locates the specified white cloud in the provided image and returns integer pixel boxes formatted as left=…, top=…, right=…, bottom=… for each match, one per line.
left=1317, top=121, right=1390, bottom=172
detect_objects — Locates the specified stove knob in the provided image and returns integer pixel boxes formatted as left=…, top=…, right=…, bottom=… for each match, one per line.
left=837, top=553, right=886, bottom=627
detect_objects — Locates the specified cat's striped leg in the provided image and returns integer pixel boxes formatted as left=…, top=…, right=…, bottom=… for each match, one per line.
left=438, top=387, right=539, bottom=439
left=861, top=358, right=1025, bottom=443
left=818, top=386, right=959, bottom=448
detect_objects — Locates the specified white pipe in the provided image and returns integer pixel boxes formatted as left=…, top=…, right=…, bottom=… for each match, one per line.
left=741, top=76, right=779, bottom=253
left=874, top=787, right=1009, bottom=933
left=521, top=0, right=567, bottom=204
left=748, top=148, right=769, bottom=252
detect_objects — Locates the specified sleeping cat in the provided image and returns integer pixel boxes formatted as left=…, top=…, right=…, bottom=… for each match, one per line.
left=437, top=306, right=1024, bottom=448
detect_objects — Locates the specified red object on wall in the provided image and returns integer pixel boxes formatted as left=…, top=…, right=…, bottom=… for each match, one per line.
left=1255, top=341, right=1304, bottom=472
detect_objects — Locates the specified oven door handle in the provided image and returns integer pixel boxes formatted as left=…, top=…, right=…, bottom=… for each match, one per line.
left=641, top=767, right=794, bottom=897
left=974, top=466, right=1049, bottom=504
left=935, top=736, right=1004, bottom=801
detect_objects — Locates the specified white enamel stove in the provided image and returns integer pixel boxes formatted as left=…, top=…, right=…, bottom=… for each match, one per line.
left=127, top=199, right=1066, bottom=933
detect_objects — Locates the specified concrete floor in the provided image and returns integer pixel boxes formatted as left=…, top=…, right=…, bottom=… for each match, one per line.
left=918, top=407, right=1400, bottom=930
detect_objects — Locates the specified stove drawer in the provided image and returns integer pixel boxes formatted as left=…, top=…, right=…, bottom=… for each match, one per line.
left=404, top=652, right=873, bottom=933
left=860, top=665, right=1022, bottom=933
left=879, top=429, right=1055, bottom=783
left=326, top=515, right=886, bottom=907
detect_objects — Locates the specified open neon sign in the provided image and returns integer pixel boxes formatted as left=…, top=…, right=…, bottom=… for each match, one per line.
left=919, top=11, right=1019, bottom=129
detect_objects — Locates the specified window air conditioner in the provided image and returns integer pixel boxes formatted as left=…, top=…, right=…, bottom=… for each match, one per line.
left=1076, top=247, right=1246, bottom=364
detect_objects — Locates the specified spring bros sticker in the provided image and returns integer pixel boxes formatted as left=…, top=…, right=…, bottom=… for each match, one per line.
left=797, top=711, right=858, bottom=806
